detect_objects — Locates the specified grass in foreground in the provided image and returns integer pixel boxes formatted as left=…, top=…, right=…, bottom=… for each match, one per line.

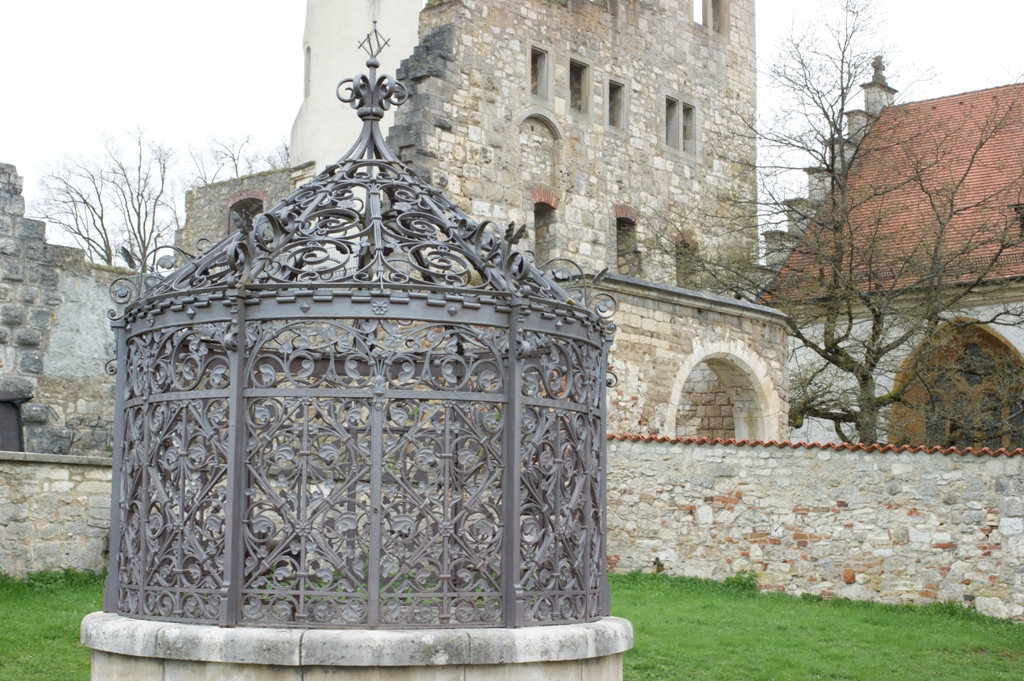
left=3, top=570, right=1024, bottom=680
left=0, top=570, right=103, bottom=681
left=611, top=571, right=1024, bottom=681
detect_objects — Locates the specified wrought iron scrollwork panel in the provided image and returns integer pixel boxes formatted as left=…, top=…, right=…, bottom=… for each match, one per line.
left=246, top=319, right=507, bottom=395
left=520, top=331, right=603, bottom=406
left=141, top=398, right=229, bottom=621
left=116, top=405, right=147, bottom=616
left=241, top=396, right=373, bottom=625
left=124, top=325, right=232, bottom=404
left=379, top=398, right=504, bottom=626
left=519, top=405, right=599, bottom=624
left=117, top=325, right=231, bottom=623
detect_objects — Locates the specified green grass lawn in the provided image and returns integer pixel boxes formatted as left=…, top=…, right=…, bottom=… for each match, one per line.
left=3, top=570, right=1024, bottom=680
left=611, top=571, right=1024, bottom=680
left=0, top=570, right=103, bottom=681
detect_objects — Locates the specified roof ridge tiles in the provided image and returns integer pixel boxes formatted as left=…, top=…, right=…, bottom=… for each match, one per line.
left=606, top=433, right=1024, bottom=457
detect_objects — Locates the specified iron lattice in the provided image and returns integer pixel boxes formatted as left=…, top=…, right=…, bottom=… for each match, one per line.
left=104, top=32, right=615, bottom=629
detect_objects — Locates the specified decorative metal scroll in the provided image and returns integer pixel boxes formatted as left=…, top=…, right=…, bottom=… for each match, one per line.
left=105, top=25, right=614, bottom=629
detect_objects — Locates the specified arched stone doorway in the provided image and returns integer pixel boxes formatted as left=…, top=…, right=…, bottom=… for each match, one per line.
left=666, top=341, right=784, bottom=441
left=891, top=324, right=1024, bottom=449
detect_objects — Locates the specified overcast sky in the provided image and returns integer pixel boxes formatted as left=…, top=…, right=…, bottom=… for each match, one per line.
left=2, top=1, right=1022, bottom=211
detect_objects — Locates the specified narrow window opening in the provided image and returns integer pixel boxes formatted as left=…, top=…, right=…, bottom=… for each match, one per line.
left=534, top=203, right=558, bottom=265
left=569, top=60, right=589, bottom=114
left=683, top=103, right=696, bottom=153
left=531, top=47, right=548, bottom=98
left=304, top=47, right=311, bottom=99
left=608, top=80, right=625, bottom=129
left=616, top=217, right=639, bottom=276
left=692, top=0, right=704, bottom=24
left=675, top=239, right=697, bottom=287
left=665, top=97, right=680, bottom=149
left=711, top=0, right=722, bottom=32
left=1013, top=204, right=1024, bottom=233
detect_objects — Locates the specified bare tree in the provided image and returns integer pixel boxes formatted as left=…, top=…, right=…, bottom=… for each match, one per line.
left=38, top=130, right=179, bottom=273
left=676, top=0, right=1024, bottom=445
left=186, top=136, right=290, bottom=187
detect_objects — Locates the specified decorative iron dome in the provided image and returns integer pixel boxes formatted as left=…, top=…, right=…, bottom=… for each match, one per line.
left=103, top=25, right=616, bottom=629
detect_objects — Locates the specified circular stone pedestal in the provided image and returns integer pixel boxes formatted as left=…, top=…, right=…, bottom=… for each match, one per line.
left=81, top=612, right=633, bottom=681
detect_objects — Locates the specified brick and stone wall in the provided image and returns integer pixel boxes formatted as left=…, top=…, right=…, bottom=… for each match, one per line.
left=603, top=276, right=789, bottom=439
left=178, top=166, right=299, bottom=253
left=390, top=0, right=758, bottom=274
left=607, top=437, right=1024, bottom=620
left=0, top=163, right=118, bottom=456
left=0, top=451, right=111, bottom=577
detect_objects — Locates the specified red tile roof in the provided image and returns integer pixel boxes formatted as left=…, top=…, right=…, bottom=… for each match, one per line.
left=771, top=84, right=1024, bottom=298
left=607, top=433, right=1024, bottom=457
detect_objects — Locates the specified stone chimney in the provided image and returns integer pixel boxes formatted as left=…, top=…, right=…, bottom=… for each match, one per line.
left=762, top=229, right=798, bottom=271
left=806, top=167, right=831, bottom=205
left=783, top=197, right=815, bottom=235
left=862, top=56, right=897, bottom=118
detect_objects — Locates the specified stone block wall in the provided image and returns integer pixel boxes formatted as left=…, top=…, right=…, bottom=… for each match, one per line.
left=0, top=451, right=111, bottom=577
left=390, top=0, right=758, bottom=276
left=604, top=276, right=789, bottom=439
left=607, top=436, right=1024, bottom=620
left=178, top=166, right=298, bottom=253
left=0, top=163, right=118, bottom=456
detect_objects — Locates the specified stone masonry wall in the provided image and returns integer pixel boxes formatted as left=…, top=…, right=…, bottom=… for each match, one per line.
left=178, top=166, right=298, bottom=253
left=603, top=276, right=789, bottom=439
left=608, top=437, right=1024, bottom=620
left=0, top=451, right=111, bottom=577
left=0, top=163, right=118, bottom=456
left=390, top=0, right=758, bottom=275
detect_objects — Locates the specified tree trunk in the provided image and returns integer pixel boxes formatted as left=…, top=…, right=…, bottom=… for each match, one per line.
left=856, top=374, right=879, bottom=443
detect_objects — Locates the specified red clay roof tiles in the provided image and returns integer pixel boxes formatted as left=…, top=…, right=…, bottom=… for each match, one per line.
left=771, top=84, right=1024, bottom=297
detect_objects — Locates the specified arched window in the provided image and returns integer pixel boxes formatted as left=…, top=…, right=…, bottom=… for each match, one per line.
left=892, top=325, right=1024, bottom=449
left=229, top=197, right=265, bottom=233
left=534, top=202, right=557, bottom=266
left=304, top=47, right=311, bottom=99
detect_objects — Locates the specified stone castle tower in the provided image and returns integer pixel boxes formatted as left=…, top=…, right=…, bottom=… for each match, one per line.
left=290, top=0, right=423, bottom=172
left=385, top=0, right=758, bottom=277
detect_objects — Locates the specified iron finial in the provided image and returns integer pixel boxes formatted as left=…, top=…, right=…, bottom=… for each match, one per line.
left=358, top=21, right=391, bottom=63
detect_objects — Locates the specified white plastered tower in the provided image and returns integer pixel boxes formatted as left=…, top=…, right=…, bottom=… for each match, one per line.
left=291, top=0, right=423, bottom=172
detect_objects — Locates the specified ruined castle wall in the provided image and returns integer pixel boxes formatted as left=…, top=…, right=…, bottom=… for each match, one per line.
left=603, top=276, right=789, bottom=438
left=178, top=167, right=296, bottom=252
left=608, top=437, right=1024, bottom=620
left=387, top=0, right=779, bottom=438
left=0, top=164, right=117, bottom=456
left=0, top=452, right=111, bottom=577
left=390, top=0, right=758, bottom=274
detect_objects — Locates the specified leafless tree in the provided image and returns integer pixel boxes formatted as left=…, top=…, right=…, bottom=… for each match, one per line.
left=186, top=136, right=290, bottom=187
left=38, top=130, right=179, bottom=273
left=38, top=131, right=291, bottom=273
left=663, top=0, right=1024, bottom=445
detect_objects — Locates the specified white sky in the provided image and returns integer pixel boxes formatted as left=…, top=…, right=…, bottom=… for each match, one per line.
left=2, top=1, right=1023, bottom=212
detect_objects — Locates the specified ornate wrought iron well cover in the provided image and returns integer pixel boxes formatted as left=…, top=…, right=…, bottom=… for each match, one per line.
left=104, top=26, right=616, bottom=629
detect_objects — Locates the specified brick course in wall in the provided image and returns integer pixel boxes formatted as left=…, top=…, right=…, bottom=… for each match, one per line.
left=0, top=451, right=111, bottom=577
left=607, top=436, right=1024, bottom=620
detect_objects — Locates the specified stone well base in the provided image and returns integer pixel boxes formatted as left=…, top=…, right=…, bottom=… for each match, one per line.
left=81, top=612, right=633, bottom=681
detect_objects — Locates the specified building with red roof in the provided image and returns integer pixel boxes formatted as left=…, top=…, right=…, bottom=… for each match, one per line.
left=766, top=66, right=1024, bottom=449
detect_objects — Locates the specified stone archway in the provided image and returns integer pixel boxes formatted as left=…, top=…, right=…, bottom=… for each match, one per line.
left=666, top=340, right=784, bottom=441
